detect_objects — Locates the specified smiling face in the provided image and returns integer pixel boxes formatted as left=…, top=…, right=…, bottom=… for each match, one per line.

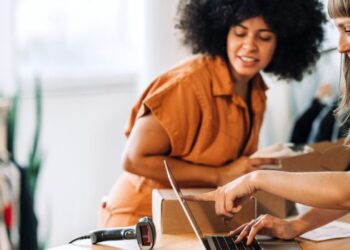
left=226, top=16, right=277, bottom=81
left=334, top=17, right=350, bottom=58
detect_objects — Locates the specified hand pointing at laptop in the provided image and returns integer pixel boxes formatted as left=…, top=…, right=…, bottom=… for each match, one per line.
left=183, top=170, right=300, bottom=245
left=184, top=172, right=256, bottom=217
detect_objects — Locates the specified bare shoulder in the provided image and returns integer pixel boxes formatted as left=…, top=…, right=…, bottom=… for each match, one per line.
left=127, top=114, right=171, bottom=156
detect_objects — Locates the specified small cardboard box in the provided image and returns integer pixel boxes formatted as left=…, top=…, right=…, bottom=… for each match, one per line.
left=281, top=140, right=350, bottom=172
left=255, top=192, right=295, bottom=218
left=256, top=140, right=350, bottom=218
left=152, top=188, right=256, bottom=234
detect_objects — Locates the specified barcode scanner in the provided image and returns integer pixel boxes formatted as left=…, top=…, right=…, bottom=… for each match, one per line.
left=69, top=217, right=156, bottom=250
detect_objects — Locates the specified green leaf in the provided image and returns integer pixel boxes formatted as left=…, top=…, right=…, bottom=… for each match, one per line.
left=27, top=77, right=43, bottom=196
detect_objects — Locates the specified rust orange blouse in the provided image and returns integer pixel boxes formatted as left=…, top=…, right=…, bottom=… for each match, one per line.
left=99, top=55, right=268, bottom=227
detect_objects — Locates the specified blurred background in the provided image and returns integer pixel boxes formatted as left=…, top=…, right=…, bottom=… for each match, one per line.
left=0, top=0, right=340, bottom=247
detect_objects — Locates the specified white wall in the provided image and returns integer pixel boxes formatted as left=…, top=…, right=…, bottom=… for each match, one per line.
left=17, top=81, right=137, bottom=246
left=23, top=0, right=188, bottom=247
left=0, top=0, right=16, bottom=95
left=138, top=0, right=190, bottom=92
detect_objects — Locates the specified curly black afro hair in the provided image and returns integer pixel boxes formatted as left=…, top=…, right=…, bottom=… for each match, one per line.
left=176, top=0, right=327, bottom=81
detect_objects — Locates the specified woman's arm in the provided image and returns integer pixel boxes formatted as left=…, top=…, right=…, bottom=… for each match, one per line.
left=122, top=114, right=275, bottom=187
left=122, top=114, right=217, bottom=186
left=253, top=170, right=350, bottom=209
left=185, top=170, right=350, bottom=216
left=292, top=207, right=349, bottom=235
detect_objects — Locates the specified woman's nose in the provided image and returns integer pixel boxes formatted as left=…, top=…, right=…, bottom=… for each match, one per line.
left=242, top=36, right=257, bottom=51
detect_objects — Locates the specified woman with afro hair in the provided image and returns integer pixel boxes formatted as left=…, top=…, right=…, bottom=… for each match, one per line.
left=98, top=0, right=326, bottom=227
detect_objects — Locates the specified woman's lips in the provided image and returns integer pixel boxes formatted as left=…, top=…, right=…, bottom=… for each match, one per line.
left=237, top=55, right=259, bottom=66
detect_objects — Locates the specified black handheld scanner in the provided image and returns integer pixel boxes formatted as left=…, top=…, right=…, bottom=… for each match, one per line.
left=69, top=217, right=156, bottom=250
left=135, top=217, right=156, bottom=250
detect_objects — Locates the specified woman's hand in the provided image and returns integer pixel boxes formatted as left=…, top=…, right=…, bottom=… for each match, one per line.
left=184, top=172, right=258, bottom=217
left=217, top=156, right=276, bottom=186
left=231, top=214, right=299, bottom=245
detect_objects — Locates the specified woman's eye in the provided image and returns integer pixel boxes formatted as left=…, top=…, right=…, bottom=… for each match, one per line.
left=258, top=32, right=274, bottom=41
left=233, top=26, right=246, bottom=37
left=234, top=31, right=246, bottom=37
left=259, top=36, right=272, bottom=41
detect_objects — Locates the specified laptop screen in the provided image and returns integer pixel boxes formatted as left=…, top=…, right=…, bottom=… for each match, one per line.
left=163, top=160, right=205, bottom=241
left=163, top=160, right=302, bottom=250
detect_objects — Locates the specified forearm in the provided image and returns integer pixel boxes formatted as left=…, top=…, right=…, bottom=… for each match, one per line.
left=122, top=153, right=219, bottom=187
left=290, top=208, right=349, bottom=236
left=252, top=170, right=350, bottom=209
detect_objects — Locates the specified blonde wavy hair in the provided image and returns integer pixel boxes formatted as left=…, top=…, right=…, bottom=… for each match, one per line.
left=328, top=0, right=350, bottom=143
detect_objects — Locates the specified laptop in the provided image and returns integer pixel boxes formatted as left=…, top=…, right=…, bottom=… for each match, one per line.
left=163, top=160, right=301, bottom=250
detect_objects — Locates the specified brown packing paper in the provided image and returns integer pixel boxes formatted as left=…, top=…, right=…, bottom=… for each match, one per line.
left=152, top=188, right=256, bottom=234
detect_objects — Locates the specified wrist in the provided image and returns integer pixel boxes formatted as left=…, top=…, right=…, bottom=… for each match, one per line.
left=287, top=218, right=309, bottom=238
left=215, top=166, right=224, bottom=186
left=248, top=170, right=264, bottom=193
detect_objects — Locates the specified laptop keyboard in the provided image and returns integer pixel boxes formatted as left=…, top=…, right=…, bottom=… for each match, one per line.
left=206, top=234, right=261, bottom=250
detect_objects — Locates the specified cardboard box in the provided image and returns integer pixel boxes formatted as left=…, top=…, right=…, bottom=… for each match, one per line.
left=152, top=188, right=256, bottom=234
left=255, top=192, right=295, bottom=218
left=256, top=140, right=350, bottom=218
left=280, top=140, right=350, bottom=172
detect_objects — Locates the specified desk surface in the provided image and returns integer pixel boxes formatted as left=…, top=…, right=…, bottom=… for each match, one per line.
left=50, top=234, right=203, bottom=250
left=50, top=234, right=350, bottom=250
left=51, top=215, right=350, bottom=250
